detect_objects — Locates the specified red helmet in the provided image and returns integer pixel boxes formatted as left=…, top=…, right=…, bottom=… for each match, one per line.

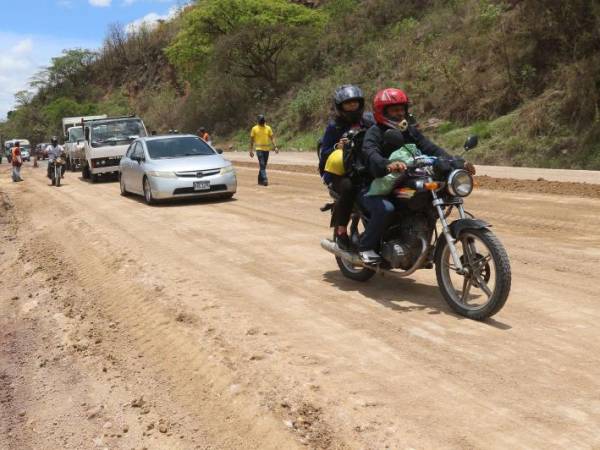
left=373, top=88, right=409, bottom=128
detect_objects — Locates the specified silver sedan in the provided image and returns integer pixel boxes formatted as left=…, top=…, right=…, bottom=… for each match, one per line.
left=119, top=135, right=237, bottom=204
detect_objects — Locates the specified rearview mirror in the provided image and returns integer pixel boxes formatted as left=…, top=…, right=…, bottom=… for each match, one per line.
left=464, top=135, right=478, bottom=151
left=216, top=148, right=223, bottom=154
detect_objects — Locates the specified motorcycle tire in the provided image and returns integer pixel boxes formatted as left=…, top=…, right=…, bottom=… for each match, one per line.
left=334, top=231, right=375, bottom=282
left=435, top=228, right=511, bottom=320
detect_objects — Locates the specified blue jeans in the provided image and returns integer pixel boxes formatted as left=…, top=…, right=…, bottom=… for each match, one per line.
left=358, top=190, right=395, bottom=251
left=11, top=165, right=22, bottom=182
left=256, top=150, right=269, bottom=183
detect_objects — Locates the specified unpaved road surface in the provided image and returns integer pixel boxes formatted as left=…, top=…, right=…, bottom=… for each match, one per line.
left=1, top=161, right=600, bottom=449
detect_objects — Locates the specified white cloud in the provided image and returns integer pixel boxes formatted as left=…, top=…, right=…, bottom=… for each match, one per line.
left=13, top=39, right=34, bottom=55
left=125, top=6, right=179, bottom=33
left=0, top=32, right=100, bottom=120
left=89, top=0, right=111, bottom=6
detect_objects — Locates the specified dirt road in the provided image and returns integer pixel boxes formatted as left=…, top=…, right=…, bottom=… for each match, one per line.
left=2, top=161, right=600, bottom=449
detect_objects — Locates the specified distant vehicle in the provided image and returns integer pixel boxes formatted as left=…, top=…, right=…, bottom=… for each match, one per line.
left=36, top=143, right=50, bottom=160
left=119, top=134, right=237, bottom=204
left=61, top=115, right=107, bottom=171
left=80, top=116, right=147, bottom=182
left=4, top=139, right=31, bottom=162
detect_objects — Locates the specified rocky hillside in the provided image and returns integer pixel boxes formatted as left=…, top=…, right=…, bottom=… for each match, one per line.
left=1, top=0, right=599, bottom=169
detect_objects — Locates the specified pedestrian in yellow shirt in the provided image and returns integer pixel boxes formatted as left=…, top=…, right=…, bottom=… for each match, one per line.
left=249, top=114, right=278, bottom=186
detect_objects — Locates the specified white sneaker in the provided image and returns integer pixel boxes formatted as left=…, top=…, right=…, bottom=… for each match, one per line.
left=359, top=250, right=382, bottom=264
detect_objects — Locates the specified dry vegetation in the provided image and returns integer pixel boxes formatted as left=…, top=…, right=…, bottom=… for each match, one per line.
left=1, top=0, right=599, bottom=168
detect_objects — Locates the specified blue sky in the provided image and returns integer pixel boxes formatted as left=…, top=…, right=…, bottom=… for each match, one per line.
left=0, top=0, right=187, bottom=119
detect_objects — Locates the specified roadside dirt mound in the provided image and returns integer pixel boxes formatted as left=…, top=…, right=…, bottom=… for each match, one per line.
left=475, top=175, right=600, bottom=198
left=233, top=161, right=600, bottom=199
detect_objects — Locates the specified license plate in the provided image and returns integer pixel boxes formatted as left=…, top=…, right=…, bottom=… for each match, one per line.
left=193, top=180, right=210, bottom=191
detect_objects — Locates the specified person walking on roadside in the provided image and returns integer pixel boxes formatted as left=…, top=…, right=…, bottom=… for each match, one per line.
left=198, top=127, right=212, bottom=146
left=249, top=114, right=278, bottom=186
left=11, top=141, right=23, bottom=182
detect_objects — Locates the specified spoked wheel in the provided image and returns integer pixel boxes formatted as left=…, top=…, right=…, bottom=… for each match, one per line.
left=334, top=217, right=375, bottom=282
left=435, top=228, right=511, bottom=320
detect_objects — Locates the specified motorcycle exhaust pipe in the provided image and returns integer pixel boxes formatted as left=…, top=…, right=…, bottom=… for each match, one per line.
left=320, top=239, right=371, bottom=269
left=321, top=237, right=430, bottom=278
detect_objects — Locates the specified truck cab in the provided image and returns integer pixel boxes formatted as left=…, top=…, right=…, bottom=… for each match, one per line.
left=62, top=115, right=107, bottom=171
left=80, top=116, right=148, bottom=182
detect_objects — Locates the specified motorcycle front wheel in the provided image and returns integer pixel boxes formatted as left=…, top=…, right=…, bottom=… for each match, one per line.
left=435, top=228, right=511, bottom=320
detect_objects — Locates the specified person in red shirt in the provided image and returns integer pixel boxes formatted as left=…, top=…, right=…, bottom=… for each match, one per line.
left=11, top=142, right=23, bottom=182
left=198, top=127, right=212, bottom=146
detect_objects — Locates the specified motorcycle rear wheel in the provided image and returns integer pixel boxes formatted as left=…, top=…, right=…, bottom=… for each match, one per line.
left=435, top=228, right=511, bottom=320
left=334, top=231, right=375, bottom=282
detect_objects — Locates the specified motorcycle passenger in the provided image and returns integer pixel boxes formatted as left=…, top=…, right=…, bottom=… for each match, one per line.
left=359, top=88, right=476, bottom=264
left=319, top=85, right=374, bottom=251
left=46, top=137, right=65, bottom=180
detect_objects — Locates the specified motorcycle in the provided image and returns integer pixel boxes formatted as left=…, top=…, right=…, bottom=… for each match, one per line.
left=321, top=130, right=511, bottom=320
left=50, top=156, right=66, bottom=187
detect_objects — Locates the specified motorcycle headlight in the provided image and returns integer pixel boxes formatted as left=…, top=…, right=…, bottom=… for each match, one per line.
left=219, top=165, right=235, bottom=176
left=147, top=170, right=177, bottom=178
left=447, top=169, right=473, bottom=197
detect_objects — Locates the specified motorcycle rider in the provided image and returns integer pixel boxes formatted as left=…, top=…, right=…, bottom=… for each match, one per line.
left=358, top=87, right=476, bottom=264
left=46, top=137, right=65, bottom=180
left=319, top=85, right=374, bottom=250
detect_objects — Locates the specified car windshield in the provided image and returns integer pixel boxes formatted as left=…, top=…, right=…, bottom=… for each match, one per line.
left=146, top=137, right=215, bottom=159
left=21, top=145, right=30, bottom=152
left=69, top=127, right=84, bottom=141
left=91, top=119, right=146, bottom=146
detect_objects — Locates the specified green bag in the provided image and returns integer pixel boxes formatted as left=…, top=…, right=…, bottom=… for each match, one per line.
left=367, top=144, right=421, bottom=196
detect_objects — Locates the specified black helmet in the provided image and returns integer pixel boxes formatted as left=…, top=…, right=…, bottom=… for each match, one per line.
left=333, top=85, right=365, bottom=124
left=257, top=114, right=266, bottom=125
left=51, top=136, right=58, bottom=145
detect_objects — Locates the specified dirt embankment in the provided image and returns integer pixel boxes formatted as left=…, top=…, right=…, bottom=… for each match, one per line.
left=232, top=161, right=600, bottom=199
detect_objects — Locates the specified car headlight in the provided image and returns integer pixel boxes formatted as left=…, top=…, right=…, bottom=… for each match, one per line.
left=447, top=169, right=473, bottom=197
left=147, top=170, right=177, bottom=178
left=220, top=165, right=235, bottom=176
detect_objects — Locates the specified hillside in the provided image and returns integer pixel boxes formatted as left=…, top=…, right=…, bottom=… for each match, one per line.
left=1, top=0, right=599, bottom=169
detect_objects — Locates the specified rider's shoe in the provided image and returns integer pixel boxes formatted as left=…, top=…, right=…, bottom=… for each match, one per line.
left=359, top=250, right=382, bottom=265
left=335, top=233, right=351, bottom=252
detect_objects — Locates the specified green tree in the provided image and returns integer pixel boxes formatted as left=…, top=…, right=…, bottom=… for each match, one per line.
left=167, top=0, right=324, bottom=86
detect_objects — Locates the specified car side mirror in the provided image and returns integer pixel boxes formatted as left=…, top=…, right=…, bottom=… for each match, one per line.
left=464, top=135, right=478, bottom=151
left=216, top=148, right=223, bottom=154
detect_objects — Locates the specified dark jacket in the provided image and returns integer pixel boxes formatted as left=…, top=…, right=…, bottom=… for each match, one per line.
left=318, top=112, right=374, bottom=175
left=361, top=124, right=450, bottom=181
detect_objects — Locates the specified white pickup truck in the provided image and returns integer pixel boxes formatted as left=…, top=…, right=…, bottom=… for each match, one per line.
left=80, top=116, right=148, bottom=182
left=62, top=115, right=107, bottom=171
